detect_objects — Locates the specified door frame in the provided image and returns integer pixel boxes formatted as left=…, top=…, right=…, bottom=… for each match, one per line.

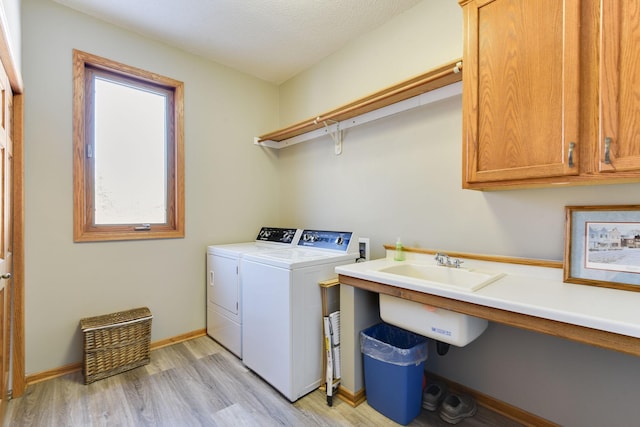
left=11, top=93, right=23, bottom=398
left=0, top=13, right=25, bottom=398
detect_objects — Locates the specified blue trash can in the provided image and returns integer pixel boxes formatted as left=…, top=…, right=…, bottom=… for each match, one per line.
left=360, top=323, right=428, bottom=425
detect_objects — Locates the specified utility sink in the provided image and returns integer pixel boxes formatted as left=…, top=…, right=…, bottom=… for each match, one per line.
left=380, top=294, right=488, bottom=347
left=375, top=263, right=505, bottom=292
left=367, top=261, right=505, bottom=346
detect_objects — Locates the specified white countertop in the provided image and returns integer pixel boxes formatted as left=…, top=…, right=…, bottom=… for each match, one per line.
left=335, top=252, right=640, bottom=339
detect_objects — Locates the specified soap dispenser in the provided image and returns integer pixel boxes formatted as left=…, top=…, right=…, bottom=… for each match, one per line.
left=394, top=238, right=405, bottom=261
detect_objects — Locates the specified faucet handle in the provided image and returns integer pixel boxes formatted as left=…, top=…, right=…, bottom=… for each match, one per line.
left=451, top=258, right=464, bottom=268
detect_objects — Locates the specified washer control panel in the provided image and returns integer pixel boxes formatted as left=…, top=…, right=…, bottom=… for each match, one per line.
left=256, top=227, right=300, bottom=244
left=297, top=229, right=354, bottom=251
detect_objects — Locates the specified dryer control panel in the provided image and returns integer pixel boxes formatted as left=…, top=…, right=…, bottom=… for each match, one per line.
left=256, top=227, right=300, bottom=244
left=297, top=230, right=354, bottom=252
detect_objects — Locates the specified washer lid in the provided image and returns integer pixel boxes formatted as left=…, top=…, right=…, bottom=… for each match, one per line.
left=244, top=248, right=359, bottom=269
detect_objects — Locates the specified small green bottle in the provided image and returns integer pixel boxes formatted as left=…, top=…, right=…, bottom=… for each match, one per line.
left=394, top=238, right=405, bottom=261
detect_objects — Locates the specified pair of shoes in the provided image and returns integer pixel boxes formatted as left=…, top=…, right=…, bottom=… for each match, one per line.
left=439, top=393, right=477, bottom=425
left=421, top=381, right=447, bottom=411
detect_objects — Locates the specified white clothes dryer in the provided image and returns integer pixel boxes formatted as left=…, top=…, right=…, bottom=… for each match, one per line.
left=206, top=227, right=301, bottom=358
left=241, top=229, right=359, bottom=401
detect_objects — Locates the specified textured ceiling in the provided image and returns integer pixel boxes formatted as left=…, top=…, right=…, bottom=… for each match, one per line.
left=53, top=0, right=422, bottom=84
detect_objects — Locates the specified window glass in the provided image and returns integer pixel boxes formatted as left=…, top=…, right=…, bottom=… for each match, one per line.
left=93, top=77, right=167, bottom=224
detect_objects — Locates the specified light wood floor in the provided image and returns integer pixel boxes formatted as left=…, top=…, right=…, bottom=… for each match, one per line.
left=4, top=336, right=523, bottom=426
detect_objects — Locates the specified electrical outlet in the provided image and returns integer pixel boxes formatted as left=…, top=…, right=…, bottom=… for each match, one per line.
left=358, top=237, right=370, bottom=261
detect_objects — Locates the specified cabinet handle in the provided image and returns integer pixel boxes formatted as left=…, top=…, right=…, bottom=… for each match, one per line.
left=568, top=142, right=576, bottom=168
left=604, top=137, right=612, bottom=164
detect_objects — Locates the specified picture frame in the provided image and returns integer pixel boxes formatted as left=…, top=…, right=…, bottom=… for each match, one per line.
left=564, top=205, right=640, bottom=292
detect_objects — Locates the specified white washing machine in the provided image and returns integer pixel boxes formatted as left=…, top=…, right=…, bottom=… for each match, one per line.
left=206, top=227, right=301, bottom=358
left=241, top=229, right=359, bottom=401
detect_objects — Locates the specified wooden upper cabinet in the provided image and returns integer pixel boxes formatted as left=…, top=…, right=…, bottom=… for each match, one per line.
left=460, top=0, right=581, bottom=188
left=598, top=0, right=640, bottom=173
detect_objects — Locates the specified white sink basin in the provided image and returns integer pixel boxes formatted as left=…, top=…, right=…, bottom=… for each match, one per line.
left=375, top=263, right=505, bottom=292
left=380, top=294, right=488, bottom=346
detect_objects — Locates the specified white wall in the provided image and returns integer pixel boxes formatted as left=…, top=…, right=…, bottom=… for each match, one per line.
left=22, top=0, right=281, bottom=374
left=279, top=0, right=459, bottom=125
left=278, top=1, right=640, bottom=426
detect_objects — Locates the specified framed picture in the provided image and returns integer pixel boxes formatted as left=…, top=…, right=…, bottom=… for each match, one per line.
left=564, top=205, right=640, bottom=291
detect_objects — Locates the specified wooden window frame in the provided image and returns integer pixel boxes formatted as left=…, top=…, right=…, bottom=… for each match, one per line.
left=73, top=50, right=184, bottom=242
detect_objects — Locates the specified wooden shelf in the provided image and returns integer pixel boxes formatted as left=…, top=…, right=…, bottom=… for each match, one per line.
left=256, top=58, right=462, bottom=144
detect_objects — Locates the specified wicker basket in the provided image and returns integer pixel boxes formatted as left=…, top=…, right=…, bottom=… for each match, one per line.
left=80, top=307, right=152, bottom=384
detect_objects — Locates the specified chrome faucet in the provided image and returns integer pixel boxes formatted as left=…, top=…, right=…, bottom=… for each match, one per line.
left=434, top=252, right=448, bottom=266
left=434, top=252, right=464, bottom=268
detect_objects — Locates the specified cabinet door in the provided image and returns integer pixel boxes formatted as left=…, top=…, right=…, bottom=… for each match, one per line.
left=462, top=0, right=581, bottom=185
left=207, top=254, right=239, bottom=316
left=599, top=0, right=640, bottom=173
